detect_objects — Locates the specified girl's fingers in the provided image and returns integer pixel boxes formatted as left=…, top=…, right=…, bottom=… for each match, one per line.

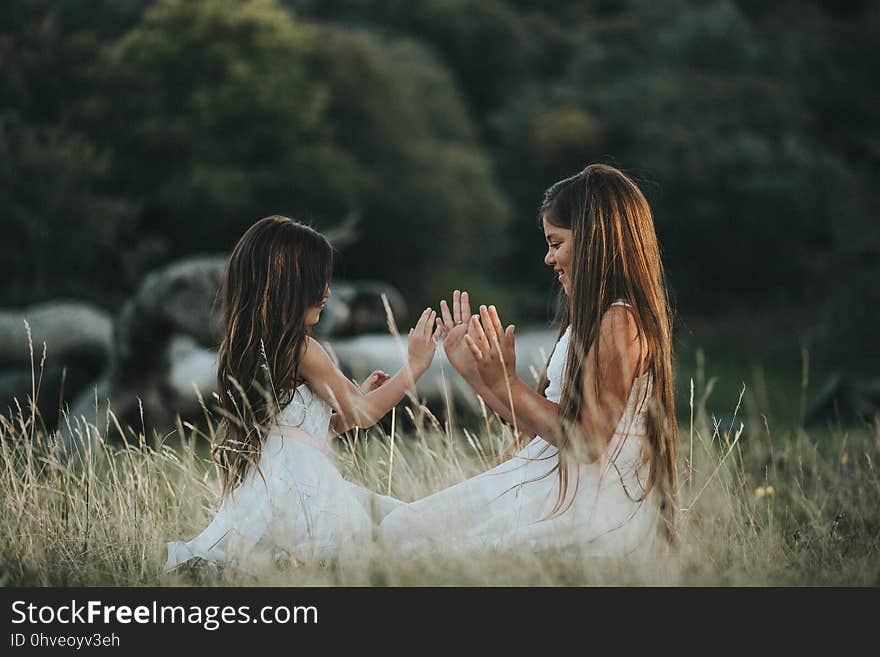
left=364, top=370, right=389, bottom=389
left=463, top=334, right=483, bottom=360
left=432, top=322, right=443, bottom=344
left=469, top=314, right=491, bottom=353
left=479, top=305, right=498, bottom=347
left=415, top=307, right=430, bottom=333
left=435, top=317, right=448, bottom=337
left=419, top=310, right=435, bottom=338
left=452, top=289, right=461, bottom=324
left=488, top=306, right=505, bottom=341
left=460, top=291, right=471, bottom=319
left=440, top=299, right=454, bottom=329
left=503, top=325, right=516, bottom=357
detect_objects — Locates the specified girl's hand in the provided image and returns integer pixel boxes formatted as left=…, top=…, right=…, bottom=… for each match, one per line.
left=436, top=290, right=480, bottom=382
left=464, top=305, right=516, bottom=393
left=407, top=307, right=441, bottom=376
left=360, top=370, right=390, bottom=392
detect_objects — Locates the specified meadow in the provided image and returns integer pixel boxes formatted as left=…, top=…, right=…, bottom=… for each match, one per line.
left=1, top=336, right=877, bottom=588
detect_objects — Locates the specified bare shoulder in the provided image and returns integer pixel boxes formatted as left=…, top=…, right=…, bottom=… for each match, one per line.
left=600, top=304, right=641, bottom=341
left=599, top=305, right=648, bottom=373
left=298, top=336, right=334, bottom=375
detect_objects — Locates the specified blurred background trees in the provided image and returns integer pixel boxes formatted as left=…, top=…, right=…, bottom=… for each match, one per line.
left=2, top=0, right=878, bottom=376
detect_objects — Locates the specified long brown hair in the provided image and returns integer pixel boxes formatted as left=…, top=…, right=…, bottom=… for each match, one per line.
left=538, top=164, right=676, bottom=542
left=213, top=216, right=332, bottom=498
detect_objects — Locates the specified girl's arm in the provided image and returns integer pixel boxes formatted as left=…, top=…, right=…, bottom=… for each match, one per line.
left=299, top=308, right=440, bottom=433
left=468, top=373, right=537, bottom=437
left=465, top=305, right=645, bottom=460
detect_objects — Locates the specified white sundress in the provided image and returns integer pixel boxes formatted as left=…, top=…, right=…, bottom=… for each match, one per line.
left=165, top=383, right=401, bottom=573
left=379, top=302, right=662, bottom=561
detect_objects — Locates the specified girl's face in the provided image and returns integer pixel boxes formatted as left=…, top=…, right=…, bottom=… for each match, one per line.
left=305, top=286, right=331, bottom=326
left=542, top=216, right=573, bottom=296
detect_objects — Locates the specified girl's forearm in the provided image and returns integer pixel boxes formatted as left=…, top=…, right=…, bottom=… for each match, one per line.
left=488, top=378, right=617, bottom=460
left=335, top=362, right=425, bottom=431
left=487, top=378, right=561, bottom=445
left=467, top=375, right=538, bottom=438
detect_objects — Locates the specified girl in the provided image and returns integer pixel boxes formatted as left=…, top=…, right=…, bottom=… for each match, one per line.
left=380, top=164, right=676, bottom=560
left=166, top=216, right=439, bottom=572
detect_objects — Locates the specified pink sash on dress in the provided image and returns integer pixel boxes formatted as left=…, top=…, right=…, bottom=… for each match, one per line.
left=266, top=423, right=332, bottom=458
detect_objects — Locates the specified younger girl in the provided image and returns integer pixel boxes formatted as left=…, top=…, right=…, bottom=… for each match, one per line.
left=380, top=164, right=676, bottom=559
left=166, top=216, right=439, bottom=572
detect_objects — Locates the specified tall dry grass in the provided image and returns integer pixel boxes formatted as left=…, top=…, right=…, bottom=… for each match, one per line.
left=1, top=332, right=878, bottom=586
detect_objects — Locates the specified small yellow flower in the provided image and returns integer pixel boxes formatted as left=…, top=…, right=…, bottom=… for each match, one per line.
left=755, top=486, right=766, bottom=498
left=841, top=452, right=849, bottom=465
left=765, top=485, right=775, bottom=496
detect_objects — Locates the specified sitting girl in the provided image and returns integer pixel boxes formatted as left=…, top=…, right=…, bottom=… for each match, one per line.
left=166, top=216, right=439, bottom=572
left=380, top=164, right=676, bottom=560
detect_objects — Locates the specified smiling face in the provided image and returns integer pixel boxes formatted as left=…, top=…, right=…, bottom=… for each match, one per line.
left=305, top=286, right=331, bottom=326
left=542, top=216, right=573, bottom=296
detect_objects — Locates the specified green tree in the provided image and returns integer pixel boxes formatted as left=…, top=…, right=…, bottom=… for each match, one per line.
left=303, top=27, right=510, bottom=303
left=0, top=113, right=138, bottom=307
left=80, top=0, right=508, bottom=304
left=496, top=0, right=857, bottom=311
left=0, top=1, right=144, bottom=307
left=289, top=0, right=566, bottom=121
left=83, top=0, right=333, bottom=258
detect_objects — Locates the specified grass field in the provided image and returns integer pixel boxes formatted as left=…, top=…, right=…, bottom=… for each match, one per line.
left=1, top=354, right=877, bottom=587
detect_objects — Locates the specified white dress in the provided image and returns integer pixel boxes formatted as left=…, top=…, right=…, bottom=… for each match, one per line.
left=165, top=383, right=401, bottom=572
left=379, top=306, right=662, bottom=560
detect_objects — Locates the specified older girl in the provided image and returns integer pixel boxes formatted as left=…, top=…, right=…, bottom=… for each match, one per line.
left=380, top=164, right=676, bottom=559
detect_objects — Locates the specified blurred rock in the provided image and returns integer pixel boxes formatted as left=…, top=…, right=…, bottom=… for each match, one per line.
left=805, top=373, right=880, bottom=427
left=68, top=256, right=227, bottom=437
left=0, top=300, right=111, bottom=369
left=314, top=280, right=408, bottom=337
left=111, top=255, right=226, bottom=381
left=0, top=300, right=111, bottom=428
left=0, top=363, right=103, bottom=427
left=167, top=335, right=217, bottom=401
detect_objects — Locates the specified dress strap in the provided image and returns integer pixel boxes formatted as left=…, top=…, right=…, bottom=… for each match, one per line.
left=267, top=423, right=332, bottom=457
left=609, top=299, right=651, bottom=377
